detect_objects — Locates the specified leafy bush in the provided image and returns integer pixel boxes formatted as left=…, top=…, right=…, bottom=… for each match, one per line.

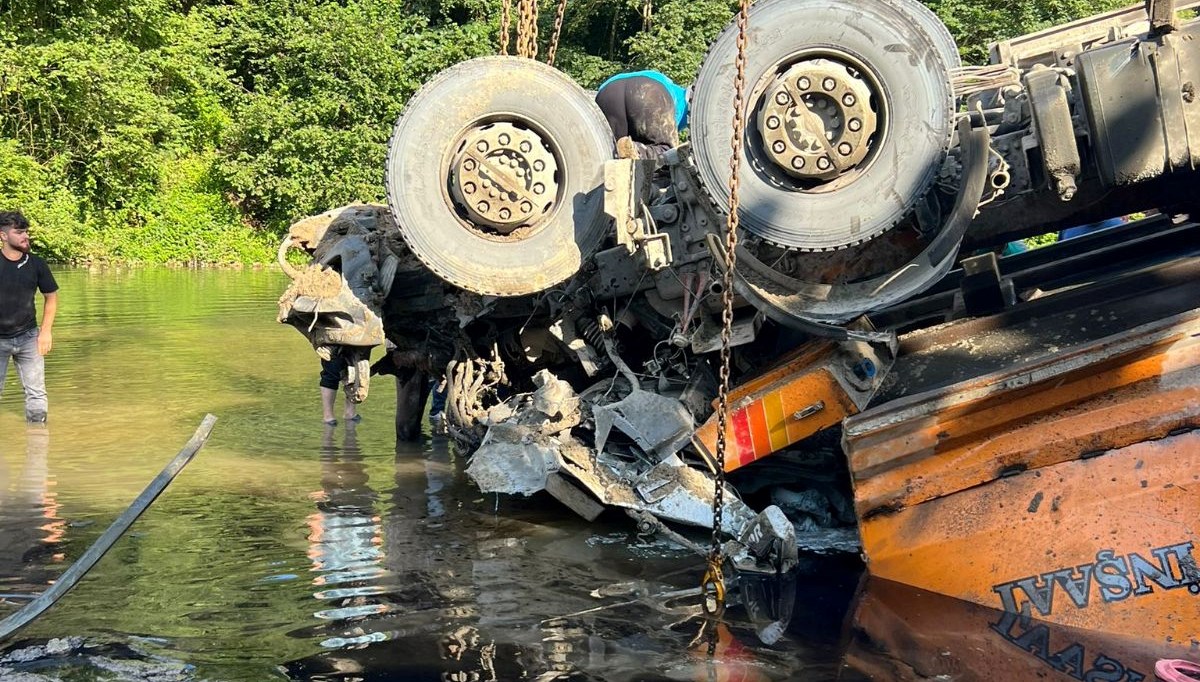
left=0, top=0, right=1151, bottom=263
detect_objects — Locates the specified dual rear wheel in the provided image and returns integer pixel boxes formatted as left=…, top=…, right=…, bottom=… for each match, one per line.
left=385, top=0, right=962, bottom=319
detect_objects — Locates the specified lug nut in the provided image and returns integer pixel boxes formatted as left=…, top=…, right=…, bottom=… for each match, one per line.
left=797, top=77, right=811, bottom=90
left=520, top=140, right=532, bottom=152
left=520, top=201, right=533, bottom=213
left=838, top=142, right=853, bottom=156
left=790, top=156, right=805, bottom=169
left=766, top=115, right=781, bottom=130
left=772, top=141, right=787, bottom=153
left=498, top=133, right=511, bottom=145
left=533, top=160, right=545, bottom=172
left=775, top=91, right=790, bottom=106
left=478, top=201, right=490, bottom=212
left=823, top=77, right=836, bottom=91
left=817, top=157, right=831, bottom=170
left=499, top=208, right=511, bottom=220
left=463, top=159, right=476, bottom=171
left=464, top=182, right=476, bottom=194
left=533, top=183, right=545, bottom=195
left=849, top=118, right=862, bottom=132
left=476, top=141, right=488, bottom=152
left=843, top=93, right=856, bottom=107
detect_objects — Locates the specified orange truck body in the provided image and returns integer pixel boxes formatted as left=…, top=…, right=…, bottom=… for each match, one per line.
left=844, top=310, right=1200, bottom=644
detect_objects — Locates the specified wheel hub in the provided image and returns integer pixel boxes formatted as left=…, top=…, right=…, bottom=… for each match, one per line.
left=757, top=58, right=879, bottom=182
left=449, top=122, right=559, bottom=235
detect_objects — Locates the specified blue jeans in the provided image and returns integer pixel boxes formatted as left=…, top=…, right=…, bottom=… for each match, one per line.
left=0, top=327, right=47, bottom=421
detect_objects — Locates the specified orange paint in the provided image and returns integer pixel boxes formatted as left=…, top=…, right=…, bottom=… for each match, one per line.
left=845, top=312, right=1200, bottom=643
left=745, top=401, right=770, bottom=459
left=763, top=392, right=789, bottom=452
left=694, top=340, right=884, bottom=471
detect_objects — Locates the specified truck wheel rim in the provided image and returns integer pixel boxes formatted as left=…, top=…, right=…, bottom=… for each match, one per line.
left=757, top=54, right=881, bottom=185
left=447, top=120, right=561, bottom=236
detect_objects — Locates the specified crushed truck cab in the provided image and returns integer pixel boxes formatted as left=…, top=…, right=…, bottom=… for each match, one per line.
left=278, top=0, right=1200, bottom=653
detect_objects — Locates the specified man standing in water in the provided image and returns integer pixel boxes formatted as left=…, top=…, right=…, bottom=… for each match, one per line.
left=0, top=212, right=58, bottom=423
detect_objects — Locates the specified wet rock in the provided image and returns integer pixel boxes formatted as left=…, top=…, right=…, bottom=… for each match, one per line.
left=0, top=638, right=194, bottom=682
left=1, top=637, right=83, bottom=663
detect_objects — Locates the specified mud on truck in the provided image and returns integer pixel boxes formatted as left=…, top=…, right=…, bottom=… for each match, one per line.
left=278, top=0, right=1200, bottom=642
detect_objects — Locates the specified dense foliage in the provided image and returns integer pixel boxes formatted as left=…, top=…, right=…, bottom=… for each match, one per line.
left=0, top=0, right=1128, bottom=263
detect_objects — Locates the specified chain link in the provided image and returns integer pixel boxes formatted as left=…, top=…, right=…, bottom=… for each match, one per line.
left=546, top=0, right=567, bottom=66
left=499, top=0, right=512, bottom=55
left=704, top=0, right=751, bottom=616
left=517, top=0, right=539, bottom=59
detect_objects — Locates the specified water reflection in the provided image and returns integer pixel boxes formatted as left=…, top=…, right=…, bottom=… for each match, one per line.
left=0, top=425, right=65, bottom=606
left=307, top=423, right=389, bottom=639
left=842, top=577, right=1190, bottom=681
left=283, top=434, right=827, bottom=680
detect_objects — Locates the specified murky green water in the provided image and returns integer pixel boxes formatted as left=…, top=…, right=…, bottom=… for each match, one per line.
left=0, top=269, right=862, bottom=681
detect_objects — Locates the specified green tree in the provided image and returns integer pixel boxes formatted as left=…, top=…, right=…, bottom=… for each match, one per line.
left=0, top=0, right=1170, bottom=263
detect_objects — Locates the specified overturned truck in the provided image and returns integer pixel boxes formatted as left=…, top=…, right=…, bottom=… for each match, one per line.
left=279, top=0, right=1200, bottom=648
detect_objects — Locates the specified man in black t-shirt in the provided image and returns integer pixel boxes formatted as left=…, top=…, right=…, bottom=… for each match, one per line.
left=0, top=212, right=59, bottom=423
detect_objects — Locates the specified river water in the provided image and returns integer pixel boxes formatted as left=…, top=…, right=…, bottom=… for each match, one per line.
left=0, top=268, right=870, bottom=681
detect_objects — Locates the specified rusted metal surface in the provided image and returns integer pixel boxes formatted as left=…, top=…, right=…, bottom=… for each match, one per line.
left=850, top=310, right=1200, bottom=514
left=846, top=577, right=1195, bottom=681
left=846, top=311, right=1200, bottom=640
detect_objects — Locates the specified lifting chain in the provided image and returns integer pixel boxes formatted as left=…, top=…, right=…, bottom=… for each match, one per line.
left=517, top=0, right=539, bottom=59
left=546, top=0, right=568, bottom=66
left=499, top=0, right=512, bottom=55
left=702, top=0, right=751, bottom=618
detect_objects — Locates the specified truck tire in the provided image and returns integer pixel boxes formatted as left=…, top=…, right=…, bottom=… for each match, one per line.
left=690, top=0, right=957, bottom=251
left=385, top=57, right=614, bottom=297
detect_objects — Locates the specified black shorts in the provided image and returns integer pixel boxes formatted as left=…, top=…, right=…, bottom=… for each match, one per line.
left=319, top=355, right=348, bottom=390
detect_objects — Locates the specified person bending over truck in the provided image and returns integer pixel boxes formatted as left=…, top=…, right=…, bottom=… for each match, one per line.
left=595, top=70, right=689, bottom=160
left=0, top=211, right=58, bottom=423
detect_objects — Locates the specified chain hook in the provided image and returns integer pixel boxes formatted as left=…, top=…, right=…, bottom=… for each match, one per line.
left=702, top=0, right=752, bottom=615
left=701, top=553, right=727, bottom=616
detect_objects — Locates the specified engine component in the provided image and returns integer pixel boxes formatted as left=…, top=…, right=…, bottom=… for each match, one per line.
left=690, top=0, right=957, bottom=251
left=385, top=57, right=613, bottom=296
left=1024, top=67, right=1081, bottom=201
